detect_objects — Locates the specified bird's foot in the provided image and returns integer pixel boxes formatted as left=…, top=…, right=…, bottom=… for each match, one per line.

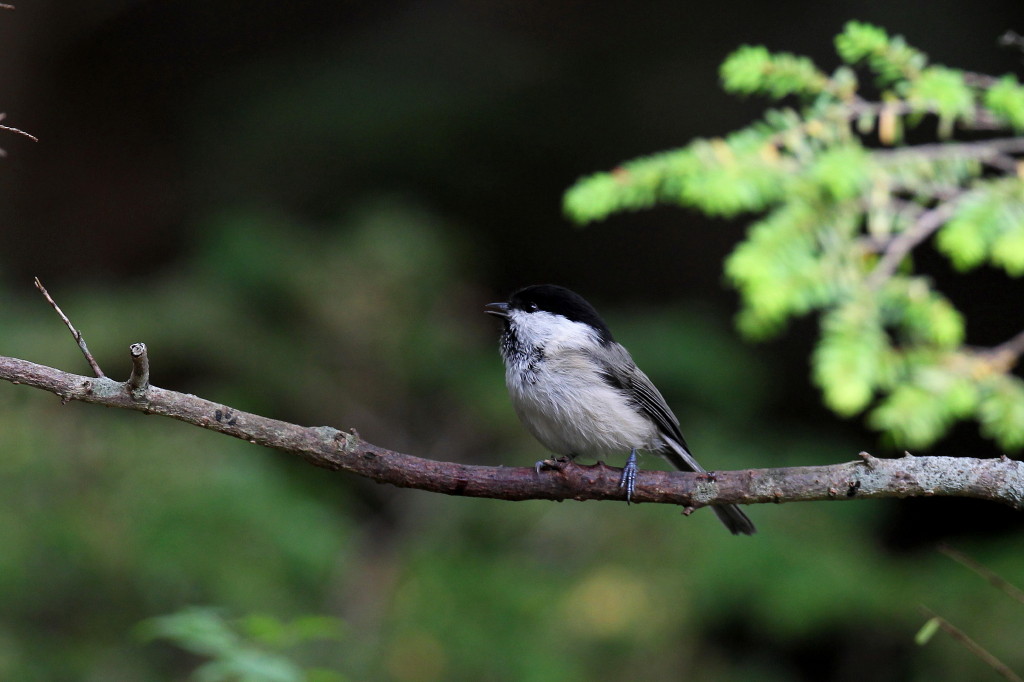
left=618, top=449, right=639, bottom=504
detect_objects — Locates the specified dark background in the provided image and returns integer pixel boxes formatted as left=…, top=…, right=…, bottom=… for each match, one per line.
left=1, top=1, right=1022, bottom=680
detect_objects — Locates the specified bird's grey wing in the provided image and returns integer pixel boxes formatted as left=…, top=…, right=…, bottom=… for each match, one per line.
left=589, top=345, right=695, bottom=461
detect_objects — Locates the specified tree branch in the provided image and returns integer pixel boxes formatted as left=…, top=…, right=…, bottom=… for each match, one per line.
left=1, top=352, right=1022, bottom=511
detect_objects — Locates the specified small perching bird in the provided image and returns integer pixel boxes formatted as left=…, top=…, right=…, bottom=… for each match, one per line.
left=486, top=284, right=756, bottom=536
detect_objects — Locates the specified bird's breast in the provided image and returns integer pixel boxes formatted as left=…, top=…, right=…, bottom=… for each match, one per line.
left=505, top=351, right=658, bottom=457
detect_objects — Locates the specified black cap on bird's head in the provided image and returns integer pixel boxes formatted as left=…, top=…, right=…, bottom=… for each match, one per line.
left=485, top=284, right=614, bottom=345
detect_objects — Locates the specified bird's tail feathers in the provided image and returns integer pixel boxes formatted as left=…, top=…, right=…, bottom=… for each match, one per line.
left=659, top=437, right=756, bottom=536
left=659, top=436, right=705, bottom=473
left=712, top=504, right=757, bottom=535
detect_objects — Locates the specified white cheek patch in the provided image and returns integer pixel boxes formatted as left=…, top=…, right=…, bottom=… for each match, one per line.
left=512, top=311, right=604, bottom=353
left=507, top=309, right=594, bottom=350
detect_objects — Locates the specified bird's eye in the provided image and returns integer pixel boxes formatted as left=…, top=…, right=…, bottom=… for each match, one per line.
left=527, top=302, right=539, bottom=312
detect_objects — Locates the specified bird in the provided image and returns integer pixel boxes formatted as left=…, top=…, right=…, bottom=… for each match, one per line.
left=485, top=284, right=755, bottom=535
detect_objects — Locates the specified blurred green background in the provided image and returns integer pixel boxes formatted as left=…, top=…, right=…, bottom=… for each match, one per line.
left=1, top=1, right=1022, bottom=680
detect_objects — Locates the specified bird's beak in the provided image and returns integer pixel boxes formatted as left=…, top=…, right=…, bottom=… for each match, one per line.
left=484, top=302, right=510, bottom=318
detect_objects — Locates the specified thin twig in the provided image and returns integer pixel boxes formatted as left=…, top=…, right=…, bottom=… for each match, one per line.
left=970, top=329, right=1024, bottom=375
left=0, top=114, right=39, bottom=143
left=939, top=544, right=1024, bottom=606
left=873, top=137, right=1024, bottom=163
left=0, top=123, right=38, bottom=142
left=918, top=607, right=1023, bottom=682
left=867, top=200, right=960, bottom=288
left=990, top=329, right=1024, bottom=365
left=33, top=277, right=105, bottom=378
left=962, top=71, right=1001, bottom=89
left=847, top=100, right=1009, bottom=132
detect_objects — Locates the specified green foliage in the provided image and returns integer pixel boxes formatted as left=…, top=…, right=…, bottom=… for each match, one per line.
left=725, top=201, right=844, bottom=338
left=937, top=178, right=1024, bottom=275
left=564, top=128, right=797, bottom=222
left=915, top=618, right=942, bottom=646
left=880, top=278, right=964, bottom=349
left=721, top=45, right=830, bottom=98
left=870, top=370, right=971, bottom=448
left=904, top=67, right=973, bottom=125
left=833, top=22, right=890, bottom=64
left=834, top=21, right=927, bottom=84
left=564, top=21, right=1024, bottom=450
left=808, top=144, right=872, bottom=200
left=978, top=375, right=1024, bottom=448
left=138, top=608, right=347, bottom=682
left=813, top=297, right=887, bottom=415
left=985, top=76, right=1024, bottom=129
